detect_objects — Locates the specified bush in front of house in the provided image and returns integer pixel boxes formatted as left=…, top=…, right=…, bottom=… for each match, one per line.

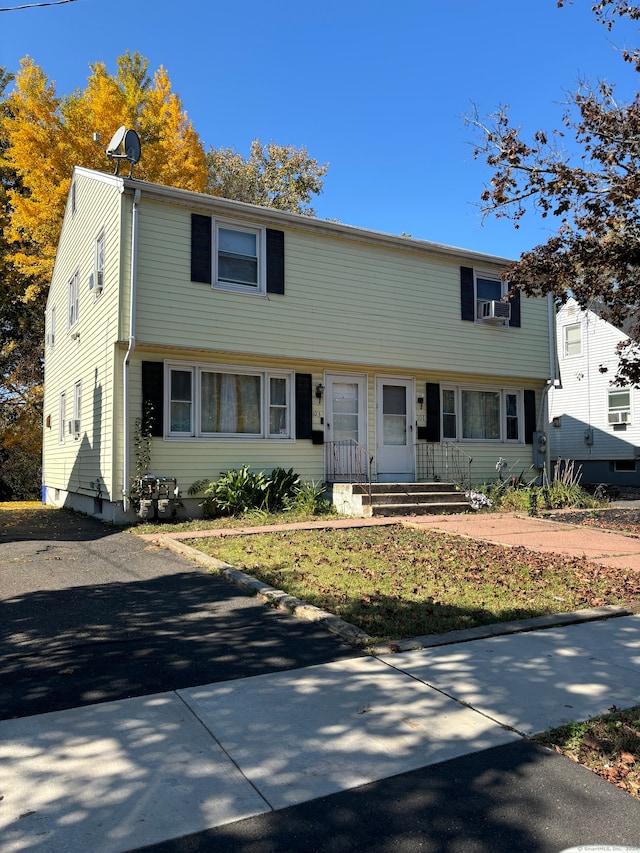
left=189, top=466, right=331, bottom=518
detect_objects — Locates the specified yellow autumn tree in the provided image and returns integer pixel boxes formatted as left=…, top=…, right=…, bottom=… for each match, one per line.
left=3, top=51, right=207, bottom=298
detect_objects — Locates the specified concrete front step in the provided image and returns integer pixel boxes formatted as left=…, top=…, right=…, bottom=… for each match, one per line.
left=370, top=502, right=471, bottom=516
left=353, top=482, right=459, bottom=496
left=329, top=482, right=471, bottom=517
left=365, top=491, right=468, bottom=506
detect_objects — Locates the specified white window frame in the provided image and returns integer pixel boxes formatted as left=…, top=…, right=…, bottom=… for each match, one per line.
left=58, top=391, right=66, bottom=445
left=563, top=322, right=582, bottom=358
left=94, top=230, right=105, bottom=297
left=213, top=219, right=266, bottom=295
left=72, top=380, right=82, bottom=440
left=165, top=362, right=293, bottom=440
left=47, top=305, right=56, bottom=349
left=70, top=180, right=76, bottom=217
left=474, top=269, right=509, bottom=327
left=440, top=385, right=524, bottom=443
left=68, top=269, right=79, bottom=330
left=608, top=389, right=631, bottom=426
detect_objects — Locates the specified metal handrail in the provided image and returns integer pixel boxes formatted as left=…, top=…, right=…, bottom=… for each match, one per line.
left=325, top=439, right=372, bottom=496
left=415, top=442, right=473, bottom=491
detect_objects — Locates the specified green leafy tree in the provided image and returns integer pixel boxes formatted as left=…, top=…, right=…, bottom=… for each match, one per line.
left=207, top=139, right=328, bottom=215
left=467, top=1, right=640, bottom=384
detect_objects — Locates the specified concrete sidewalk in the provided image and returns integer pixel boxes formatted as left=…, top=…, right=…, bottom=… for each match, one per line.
left=2, top=614, right=639, bottom=852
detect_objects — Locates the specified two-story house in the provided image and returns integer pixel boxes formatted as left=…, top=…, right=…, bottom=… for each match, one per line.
left=42, top=166, right=555, bottom=522
left=549, top=297, right=640, bottom=488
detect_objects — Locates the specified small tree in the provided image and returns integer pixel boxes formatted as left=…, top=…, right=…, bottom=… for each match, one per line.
left=466, top=1, right=640, bottom=385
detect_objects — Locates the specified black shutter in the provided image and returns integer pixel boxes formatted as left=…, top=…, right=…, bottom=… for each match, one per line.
left=141, top=362, right=164, bottom=437
left=426, top=382, right=441, bottom=442
left=191, top=214, right=212, bottom=284
left=508, top=283, right=521, bottom=328
left=524, top=389, right=536, bottom=444
left=295, top=373, right=312, bottom=439
left=460, top=266, right=475, bottom=322
left=266, top=229, right=285, bottom=294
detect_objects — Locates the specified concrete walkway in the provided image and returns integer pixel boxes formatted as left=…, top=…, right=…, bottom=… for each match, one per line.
left=2, top=613, right=640, bottom=853
left=3, top=507, right=640, bottom=851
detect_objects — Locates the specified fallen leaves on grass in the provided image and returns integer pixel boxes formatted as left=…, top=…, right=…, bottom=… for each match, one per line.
left=535, top=706, right=640, bottom=800
left=190, top=525, right=640, bottom=641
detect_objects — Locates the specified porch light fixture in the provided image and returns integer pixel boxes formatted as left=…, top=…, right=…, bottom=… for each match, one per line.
left=315, top=383, right=325, bottom=401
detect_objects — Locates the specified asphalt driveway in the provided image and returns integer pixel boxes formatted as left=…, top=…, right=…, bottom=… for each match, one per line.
left=0, top=506, right=359, bottom=720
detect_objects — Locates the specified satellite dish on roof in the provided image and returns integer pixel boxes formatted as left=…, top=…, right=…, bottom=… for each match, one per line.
left=101, top=126, right=142, bottom=178
left=106, top=126, right=126, bottom=156
left=124, top=129, right=141, bottom=166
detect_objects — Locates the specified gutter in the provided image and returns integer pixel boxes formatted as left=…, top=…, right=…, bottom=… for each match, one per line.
left=122, top=187, right=141, bottom=511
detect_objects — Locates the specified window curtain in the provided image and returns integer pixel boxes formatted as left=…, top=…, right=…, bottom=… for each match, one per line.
left=462, top=390, right=500, bottom=439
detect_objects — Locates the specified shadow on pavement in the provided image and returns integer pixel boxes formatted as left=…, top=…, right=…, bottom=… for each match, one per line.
left=133, top=740, right=640, bottom=853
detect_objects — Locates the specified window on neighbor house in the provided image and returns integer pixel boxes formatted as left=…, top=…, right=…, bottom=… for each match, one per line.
left=441, top=386, right=523, bottom=442
left=608, top=389, right=631, bottom=425
left=68, top=270, right=79, bottom=329
left=167, top=364, right=292, bottom=439
left=72, top=380, right=82, bottom=440
left=58, top=391, right=66, bottom=445
left=614, top=459, right=636, bottom=472
left=475, top=270, right=509, bottom=325
left=215, top=223, right=262, bottom=293
left=563, top=323, right=582, bottom=357
left=70, top=180, right=76, bottom=216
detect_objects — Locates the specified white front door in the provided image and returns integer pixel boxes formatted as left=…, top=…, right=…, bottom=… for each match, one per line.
left=376, top=378, right=415, bottom=482
left=325, top=375, right=368, bottom=482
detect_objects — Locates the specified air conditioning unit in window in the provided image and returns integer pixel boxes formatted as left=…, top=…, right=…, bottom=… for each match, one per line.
left=89, top=272, right=103, bottom=294
left=479, top=300, right=511, bottom=322
left=68, top=419, right=81, bottom=436
left=608, top=411, right=631, bottom=424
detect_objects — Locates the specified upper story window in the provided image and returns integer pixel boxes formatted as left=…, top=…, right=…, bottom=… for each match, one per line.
left=608, top=389, right=631, bottom=426
left=94, top=231, right=105, bottom=296
left=72, top=380, right=82, bottom=440
left=475, top=270, right=510, bottom=326
left=68, top=270, right=79, bottom=330
left=216, top=225, right=261, bottom=292
left=563, top=322, right=582, bottom=357
left=460, top=266, right=520, bottom=328
left=191, top=214, right=285, bottom=296
left=70, top=180, right=77, bottom=217
left=46, top=305, right=56, bottom=349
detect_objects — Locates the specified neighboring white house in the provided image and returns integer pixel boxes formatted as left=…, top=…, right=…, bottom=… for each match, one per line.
left=42, top=166, right=555, bottom=522
left=549, top=297, right=640, bottom=488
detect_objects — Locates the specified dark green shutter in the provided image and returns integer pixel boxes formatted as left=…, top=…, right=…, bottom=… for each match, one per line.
left=191, top=214, right=212, bottom=283
left=508, top=283, right=521, bottom=328
left=141, top=362, right=164, bottom=437
left=524, top=390, right=536, bottom=444
left=295, top=373, right=312, bottom=439
left=426, top=382, right=441, bottom=442
left=266, top=229, right=285, bottom=294
left=460, top=266, right=475, bottom=321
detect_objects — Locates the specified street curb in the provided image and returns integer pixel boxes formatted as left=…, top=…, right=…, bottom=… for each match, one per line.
left=153, top=535, right=372, bottom=648
left=149, top=534, right=640, bottom=655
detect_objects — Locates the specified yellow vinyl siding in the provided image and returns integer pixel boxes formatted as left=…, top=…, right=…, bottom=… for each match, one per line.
left=43, top=171, right=124, bottom=501
left=134, top=202, right=549, bottom=381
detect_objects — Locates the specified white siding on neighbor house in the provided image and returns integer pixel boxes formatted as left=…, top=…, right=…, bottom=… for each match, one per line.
left=132, top=198, right=551, bottom=383
left=43, top=170, right=125, bottom=501
left=549, top=299, right=640, bottom=463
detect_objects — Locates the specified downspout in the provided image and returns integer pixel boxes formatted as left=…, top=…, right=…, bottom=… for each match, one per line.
left=538, top=292, right=558, bottom=481
left=122, top=187, right=141, bottom=511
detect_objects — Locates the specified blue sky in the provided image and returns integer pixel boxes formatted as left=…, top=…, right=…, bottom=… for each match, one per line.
left=3, top=0, right=639, bottom=260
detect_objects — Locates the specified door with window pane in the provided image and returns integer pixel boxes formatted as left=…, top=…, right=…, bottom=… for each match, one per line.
left=325, top=375, right=367, bottom=482
left=376, top=378, right=415, bottom=482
